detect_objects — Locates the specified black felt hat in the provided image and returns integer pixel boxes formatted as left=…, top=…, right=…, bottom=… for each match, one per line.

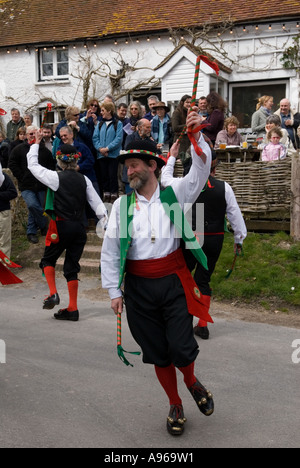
left=118, top=140, right=166, bottom=168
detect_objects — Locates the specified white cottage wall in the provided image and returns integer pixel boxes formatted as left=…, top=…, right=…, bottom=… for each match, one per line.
left=0, top=20, right=299, bottom=129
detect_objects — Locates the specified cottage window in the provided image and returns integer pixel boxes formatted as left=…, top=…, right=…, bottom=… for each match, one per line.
left=39, top=47, right=69, bottom=81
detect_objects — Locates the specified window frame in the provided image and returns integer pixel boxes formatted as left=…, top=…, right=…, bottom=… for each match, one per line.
left=38, top=46, right=69, bottom=82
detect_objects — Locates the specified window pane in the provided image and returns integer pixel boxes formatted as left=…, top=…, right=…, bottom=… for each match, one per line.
left=57, top=62, right=69, bottom=76
left=42, top=63, right=54, bottom=76
left=232, top=83, right=286, bottom=128
left=42, top=50, right=53, bottom=64
left=57, top=50, right=68, bottom=63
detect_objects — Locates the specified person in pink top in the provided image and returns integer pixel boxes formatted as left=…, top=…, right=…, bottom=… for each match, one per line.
left=262, top=128, right=287, bottom=161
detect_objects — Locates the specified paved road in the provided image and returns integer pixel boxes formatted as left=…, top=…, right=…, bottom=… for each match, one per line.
left=0, top=275, right=299, bottom=448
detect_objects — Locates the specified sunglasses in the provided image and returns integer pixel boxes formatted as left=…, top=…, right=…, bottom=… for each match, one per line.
left=90, top=104, right=98, bottom=108
left=73, top=114, right=80, bottom=117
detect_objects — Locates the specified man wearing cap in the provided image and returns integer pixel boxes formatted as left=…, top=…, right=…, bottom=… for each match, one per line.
left=101, top=108, right=213, bottom=436
left=162, top=151, right=247, bottom=340
left=26, top=130, right=107, bottom=322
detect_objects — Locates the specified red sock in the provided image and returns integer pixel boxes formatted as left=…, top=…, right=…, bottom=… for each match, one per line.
left=154, top=364, right=182, bottom=406
left=67, top=280, right=78, bottom=312
left=43, top=266, right=57, bottom=296
left=197, top=319, right=208, bottom=327
left=178, top=362, right=197, bottom=389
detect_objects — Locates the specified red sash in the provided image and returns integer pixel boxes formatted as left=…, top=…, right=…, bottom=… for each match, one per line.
left=126, top=249, right=213, bottom=323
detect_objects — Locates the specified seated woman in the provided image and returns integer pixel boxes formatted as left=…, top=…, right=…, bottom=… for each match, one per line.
left=261, top=127, right=287, bottom=161
left=214, top=116, right=244, bottom=149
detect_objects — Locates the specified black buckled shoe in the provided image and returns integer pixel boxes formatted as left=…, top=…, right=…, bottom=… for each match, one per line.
left=188, top=379, right=214, bottom=416
left=167, top=404, right=187, bottom=436
left=194, top=326, right=210, bottom=340
left=54, top=308, right=79, bottom=322
left=43, top=293, right=60, bottom=310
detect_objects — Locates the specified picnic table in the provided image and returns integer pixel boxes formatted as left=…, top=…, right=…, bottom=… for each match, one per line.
left=216, top=146, right=262, bottom=163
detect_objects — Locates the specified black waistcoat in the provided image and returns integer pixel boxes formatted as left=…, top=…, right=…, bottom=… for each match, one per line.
left=54, top=171, right=87, bottom=222
left=192, top=175, right=226, bottom=233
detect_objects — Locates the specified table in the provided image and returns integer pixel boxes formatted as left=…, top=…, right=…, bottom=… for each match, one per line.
left=216, top=147, right=262, bottom=163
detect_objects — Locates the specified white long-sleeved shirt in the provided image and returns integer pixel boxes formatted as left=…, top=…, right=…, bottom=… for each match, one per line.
left=26, top=144, right=107, bottom=221
left=161, top=155, right=247, bottom=245
left=101, top=134, right=212, bottom=299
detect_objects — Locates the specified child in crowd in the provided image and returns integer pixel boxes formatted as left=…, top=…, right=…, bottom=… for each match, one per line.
left=0, top=162, right=18, bottom=257
left=262, top=128, right=287, bottom=162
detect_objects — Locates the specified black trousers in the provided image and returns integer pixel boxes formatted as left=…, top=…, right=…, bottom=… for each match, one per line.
left=40, top=220, right=87, bottom=282
left=124, top=273, right=199, bottom=368
left=97, top=157, right=119, bottom=194
left=184, top=235, right=224, bottom=296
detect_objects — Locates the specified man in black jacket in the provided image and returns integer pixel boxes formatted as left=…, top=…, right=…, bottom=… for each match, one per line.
left=0, top=162, right=18, bottom=257
left=8, top=126, right=55, bottom=244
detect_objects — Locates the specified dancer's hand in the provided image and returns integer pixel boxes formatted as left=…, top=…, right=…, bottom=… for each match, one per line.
left=34, top=129, right=44, bottom=145
left=169, top=139, right=180, bottom=159
left=111, top=297, right=123, bottom=315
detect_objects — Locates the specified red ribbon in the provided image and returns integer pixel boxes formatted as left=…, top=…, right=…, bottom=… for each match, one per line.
left=199, top=55, right=220, bottom=76
left=187, top=123, right=211, bottom=157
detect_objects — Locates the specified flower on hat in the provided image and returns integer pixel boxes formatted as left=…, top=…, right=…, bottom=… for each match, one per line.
left=56, top=150, right=81, bottom=163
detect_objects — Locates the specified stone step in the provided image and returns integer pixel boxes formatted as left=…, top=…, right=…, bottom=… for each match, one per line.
left=81, top=245, right=101, bottom=260
left=86, top=231, right=103, bottom=246
left=56, top=257, right=100, bottom=275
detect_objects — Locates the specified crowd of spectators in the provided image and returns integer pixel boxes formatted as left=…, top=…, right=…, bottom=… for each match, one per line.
left=0, top=91, right=299, bottom=253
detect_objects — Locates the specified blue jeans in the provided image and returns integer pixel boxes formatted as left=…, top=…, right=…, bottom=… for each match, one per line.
left=21, top=190, right=47, bottom=235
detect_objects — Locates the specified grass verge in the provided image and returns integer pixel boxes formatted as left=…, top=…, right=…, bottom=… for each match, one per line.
left=210, top=231, right=300, bottom=309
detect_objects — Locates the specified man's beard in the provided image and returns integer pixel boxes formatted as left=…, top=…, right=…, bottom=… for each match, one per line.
left=128, top=167, right=150, bottom=190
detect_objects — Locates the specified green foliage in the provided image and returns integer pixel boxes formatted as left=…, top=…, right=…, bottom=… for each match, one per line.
left=280, top=35, right=300, bottom=72
left=211, top=232, right=300, bottom=307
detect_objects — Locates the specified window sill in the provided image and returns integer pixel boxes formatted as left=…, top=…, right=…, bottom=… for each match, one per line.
left=35, top=79, right=71, bottom=86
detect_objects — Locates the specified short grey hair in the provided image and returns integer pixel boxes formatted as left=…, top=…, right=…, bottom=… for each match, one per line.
left=147, top=95, right=159, bottom=103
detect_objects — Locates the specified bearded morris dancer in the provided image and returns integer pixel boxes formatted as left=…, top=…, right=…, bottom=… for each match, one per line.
left=101, top=108, right=214, bottom=436
left=27, top=130, right=107, bottom=322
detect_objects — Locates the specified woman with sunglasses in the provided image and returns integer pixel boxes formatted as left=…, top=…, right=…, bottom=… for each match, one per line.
left=80, top=99, right=101, bottom=134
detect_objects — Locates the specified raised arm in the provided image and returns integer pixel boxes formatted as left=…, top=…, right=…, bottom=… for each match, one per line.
left=26, top=129, right=59, bottom=191
left=161, top=108, right=211, bottom=209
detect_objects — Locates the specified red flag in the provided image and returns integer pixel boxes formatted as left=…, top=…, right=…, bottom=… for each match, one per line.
left=0, top=250, right=22, bottom=269
left=0, top=261, right=23, bottom=285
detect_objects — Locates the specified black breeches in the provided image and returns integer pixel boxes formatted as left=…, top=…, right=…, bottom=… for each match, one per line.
left=40, top=220, right=87, bottom=282
left=184, top=235, right=224, bottom=296
left=124, top=273, right=199, bottom=368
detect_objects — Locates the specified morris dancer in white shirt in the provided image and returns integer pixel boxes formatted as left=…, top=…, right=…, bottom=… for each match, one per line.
left=27, top=130, right=107, bottom=322
left=101, top=109, right=214, bottom=436
left=162, top=151, right=247, bottom=340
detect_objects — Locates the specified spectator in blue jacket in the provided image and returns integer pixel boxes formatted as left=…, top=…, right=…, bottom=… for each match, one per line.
left=93, top=101, right=123, bottom=203
left=151, top=102, right=172, bottom=151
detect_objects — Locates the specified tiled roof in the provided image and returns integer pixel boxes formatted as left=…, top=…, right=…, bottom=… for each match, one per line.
left=0, top=0, right=299, bottom=48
